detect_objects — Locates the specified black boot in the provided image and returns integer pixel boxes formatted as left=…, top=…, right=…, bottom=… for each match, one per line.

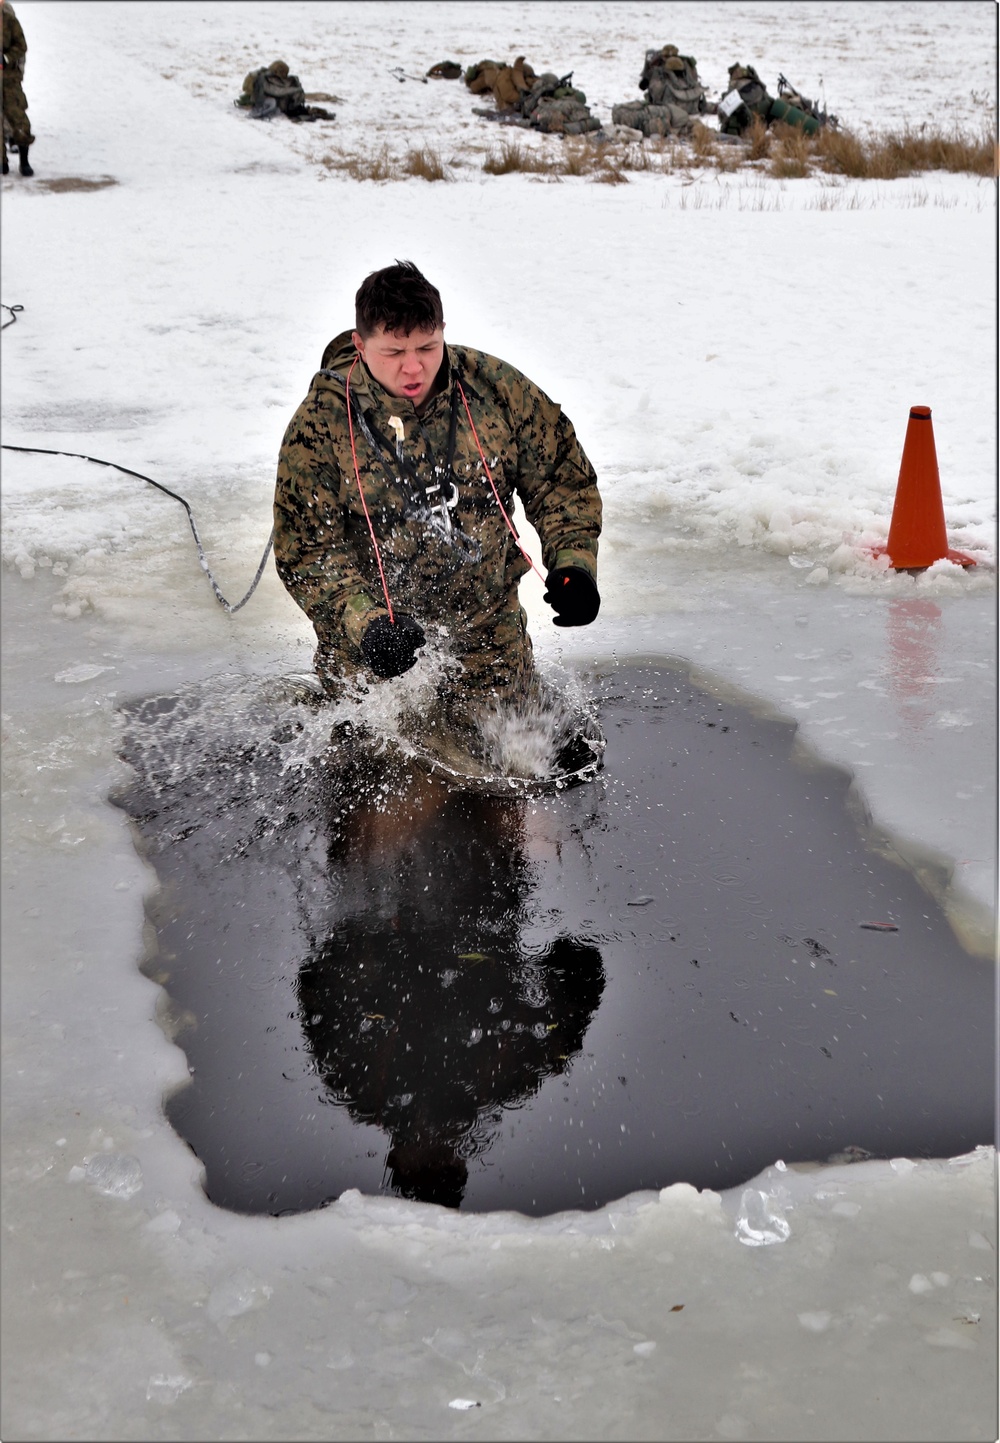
left=18, top=145, right=33, bottom=177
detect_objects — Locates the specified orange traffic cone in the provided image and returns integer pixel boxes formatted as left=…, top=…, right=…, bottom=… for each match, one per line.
left=874, top=406, right=976, bottom=569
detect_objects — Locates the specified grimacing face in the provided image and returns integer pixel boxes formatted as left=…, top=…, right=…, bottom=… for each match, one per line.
left=352, top=324, right=446, bottom=410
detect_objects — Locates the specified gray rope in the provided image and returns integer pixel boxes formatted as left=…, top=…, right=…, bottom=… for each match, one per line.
left=1, top=444, right=273, bottom=613
left=1, top=303, right=24, bottom=330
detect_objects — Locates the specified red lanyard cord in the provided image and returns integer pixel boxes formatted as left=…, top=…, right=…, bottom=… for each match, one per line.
left=345, top=356, right=395, bottom=622
left=456, top=382, right=546, bottom=583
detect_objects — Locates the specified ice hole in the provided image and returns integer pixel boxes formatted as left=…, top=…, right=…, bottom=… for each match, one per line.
left=111, top=662, right=994, bottom=1217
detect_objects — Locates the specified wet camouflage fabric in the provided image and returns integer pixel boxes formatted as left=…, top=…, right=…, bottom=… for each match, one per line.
left=273, top=332, right=601, bottom=712
left=2, top=3, right=33, bottom=148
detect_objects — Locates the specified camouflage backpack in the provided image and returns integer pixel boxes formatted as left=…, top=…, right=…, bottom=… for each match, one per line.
left=639, top=45, right=706, bottom=114
left=775, top=75, right=837, bottom=130
left=464, top=59, right=506, bottom=95
left=491, top=56, right=538, bottom=109
left=610, top=98, right=693, bottom=136
left=520, top=71, right=600, bottom=134
left=717, top=64, right=773, bottom=134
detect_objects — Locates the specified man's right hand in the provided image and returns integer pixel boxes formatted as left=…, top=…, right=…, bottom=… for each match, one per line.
left=360, top=613, right=426, bottom=678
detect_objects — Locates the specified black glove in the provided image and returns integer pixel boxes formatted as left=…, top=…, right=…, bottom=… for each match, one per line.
left=543, top=567, right=600, bottom=627
left=360, top=613, right=426, bottom=678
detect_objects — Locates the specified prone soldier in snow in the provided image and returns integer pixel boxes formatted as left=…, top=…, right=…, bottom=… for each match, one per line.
left=273, top=261, right=602, bottom=745
left=465, top=56, right=601, bottom=136
left=718, top=64, right=835, bottom=136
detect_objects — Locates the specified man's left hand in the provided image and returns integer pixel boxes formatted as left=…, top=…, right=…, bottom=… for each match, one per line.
left=543, top=567, right=600, bottom=627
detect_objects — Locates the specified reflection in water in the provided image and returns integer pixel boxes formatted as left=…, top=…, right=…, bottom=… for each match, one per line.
left=114, top=664, right=994, bottom=1218
left=298, top=756, right=605, bottom=1209
left=885, top=597, right=943, bottom=736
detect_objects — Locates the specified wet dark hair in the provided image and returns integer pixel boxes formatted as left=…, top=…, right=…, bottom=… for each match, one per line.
left=354, top=260, right=444, bottom=339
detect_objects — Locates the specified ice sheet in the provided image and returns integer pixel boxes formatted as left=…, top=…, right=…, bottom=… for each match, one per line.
left=1, top=3, right=996, bottom=1439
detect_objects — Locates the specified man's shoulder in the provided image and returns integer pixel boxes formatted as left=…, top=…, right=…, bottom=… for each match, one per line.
left=449, top=344, right=534, bottom=395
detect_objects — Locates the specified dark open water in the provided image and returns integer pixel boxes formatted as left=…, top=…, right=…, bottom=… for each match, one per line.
left=112, top=661, right=996, bottom=1216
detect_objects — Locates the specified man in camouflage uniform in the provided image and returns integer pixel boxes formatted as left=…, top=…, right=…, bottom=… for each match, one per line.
left=235, top=59, right=334, bottom=121
left=2, top=1, right=34, bottom=177
left=465, top=57, right=601, bottom=136
left=718, top=64, right=774, bottom=135
left=273, top=261, right=602, bottom=733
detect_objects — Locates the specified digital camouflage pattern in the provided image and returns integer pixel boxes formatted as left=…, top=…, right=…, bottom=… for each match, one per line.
left=273, top=333, right=602, bottom=715
left=2, top=2, right=33, bottom=149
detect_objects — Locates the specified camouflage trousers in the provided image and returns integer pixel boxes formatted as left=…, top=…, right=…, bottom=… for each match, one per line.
left=2, top=71, right=33, bottom=148
left=314, top=600, right=538, bottom=735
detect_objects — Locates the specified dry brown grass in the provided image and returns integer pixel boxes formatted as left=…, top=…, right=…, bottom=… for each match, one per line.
left=815, top=124, right=996, bottom=179
left=688, top=121, right=719, bottom=165
left=769, top=123, right=812, bottom=178
left=403, top=146, right=450, bottom=181
left=712, top=144, right=744, bottom=174
left=319, top=144, right=398, bottom=181
left=31, top=176, right=118, bottom=192
left=812, top=127, right=872, bottom=178
left=347, top=144, right=396, bottom=182
left=745, top=114, right=772, bottom=162
left=618, top=142, right=656, bottom=171
left=559, top=139, right=595, bottom=176
left=320, top=120, right=995, bottom=186
left=591, top=162, right=629, bottom=184
left=482, top=139, right=554, bottom=175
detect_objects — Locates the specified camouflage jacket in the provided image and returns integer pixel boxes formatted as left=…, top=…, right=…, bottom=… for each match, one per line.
left=3, top=4, right=28, bottom=74
left=273, top=332, right=602, bottom=658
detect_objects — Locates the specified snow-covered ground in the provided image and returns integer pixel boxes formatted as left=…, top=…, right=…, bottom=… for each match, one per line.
left=1, top=3, right=996, bottom=1439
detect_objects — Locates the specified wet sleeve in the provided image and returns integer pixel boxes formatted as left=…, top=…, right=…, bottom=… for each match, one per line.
left=273, top=400, right=386, bottom=650
left=507, top=374, right=602, bottom=582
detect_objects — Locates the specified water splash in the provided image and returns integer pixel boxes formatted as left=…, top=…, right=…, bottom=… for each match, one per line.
left=112, top=657, right=605, bottom=857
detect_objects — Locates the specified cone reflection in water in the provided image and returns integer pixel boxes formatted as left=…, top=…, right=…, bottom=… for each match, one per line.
left=878, top=405, right=976, bottom=569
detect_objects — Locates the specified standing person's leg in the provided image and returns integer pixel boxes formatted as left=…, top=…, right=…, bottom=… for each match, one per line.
left=432, top=602, right=543, bottom=767
left=2, top=72, right=34, bottom=174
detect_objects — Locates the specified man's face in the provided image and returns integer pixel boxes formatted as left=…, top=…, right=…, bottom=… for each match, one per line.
left=352, top=324, right=446, bottom=410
